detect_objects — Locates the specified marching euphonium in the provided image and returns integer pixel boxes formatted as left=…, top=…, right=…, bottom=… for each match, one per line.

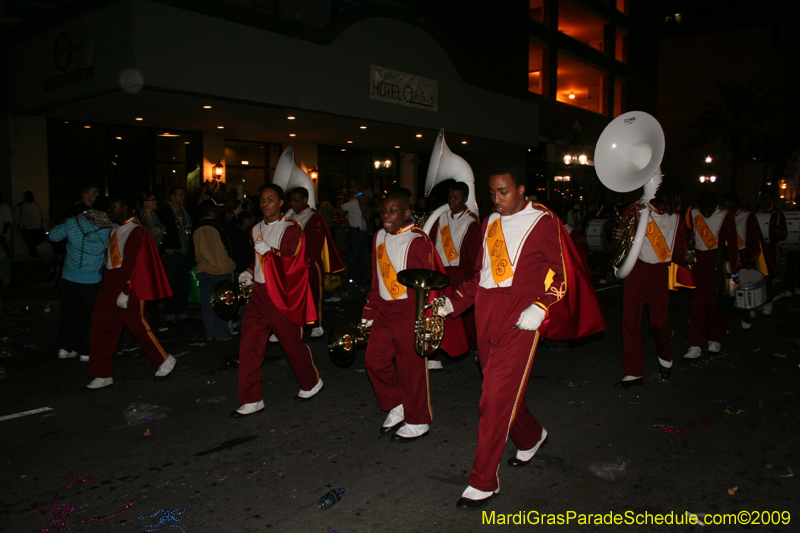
left=397, top=268, right=450, bottom=357
left=211, top=279, right=253, bottom=319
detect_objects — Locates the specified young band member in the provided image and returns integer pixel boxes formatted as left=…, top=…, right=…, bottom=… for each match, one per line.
left=683, top=191, right=739, bottom=359
left=232, top=184, right=322, bottom=418
left=438, top=161, right=604, bottom=509
left=426, top=181, right=481, bottom=366
left=722, top=192, right=776, bottom=327
left=616, top=178, right=690, bottom=388
left=362, top=191, right=466, bottom=442
left=286, top=187, right=345, bottom=338
left=84, top=197, right=175, bottom=390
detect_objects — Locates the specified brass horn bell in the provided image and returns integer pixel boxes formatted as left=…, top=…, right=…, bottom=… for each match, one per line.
left=327, top=321, right=371, bottom=368
left=211, top=279, right=252, bottom=320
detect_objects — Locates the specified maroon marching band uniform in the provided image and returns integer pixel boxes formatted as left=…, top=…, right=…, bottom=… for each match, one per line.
left=428, top=209, right=481, bottom=350
left=362, top=221, right=467, bottom=427
left=734, top=209, right=774, bottom=326
left=620, top=204, right=688, bottom=378
left=88, top=219, right=173, bottom=378
left=686, top=207, right=739, bottom=348
left=448, top=201, right=604, bottom=494
left=757, top=206, right=786, bottom=299
left=286, top=207, right=345, bottom=329
left=237, top=216, right=320, bottom=404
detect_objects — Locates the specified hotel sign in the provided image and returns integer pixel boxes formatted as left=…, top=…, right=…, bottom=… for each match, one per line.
left=42, top=20, right=94, bottom=91
left=370, top=65, right=438, bottom=111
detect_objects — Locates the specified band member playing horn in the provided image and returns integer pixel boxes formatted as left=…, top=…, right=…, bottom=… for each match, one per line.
left=683, top=191, right=739, bottom=359
left=84, top=196, right=175, bottom=390
left=437, top=161, right=604, bottom=509
left=427, top=181, right=481, bottom=363
left=362, top=191, right=465, bottom=442
left=616, top=178, right=690, bottom=388
left=286, top=186, right=345, bottom=338
left=231, top=184, right=322, bottom=418
left=722, top=192, right=777, bottom=328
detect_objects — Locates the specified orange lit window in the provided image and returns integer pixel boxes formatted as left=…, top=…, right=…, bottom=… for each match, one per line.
left=616, top=0, right=628, bottom=15
left=530, top=0, right=550, bottom=25
left=529, top=41, right=548, bottom=96
left=615, top=27, right=628, bottom=63
left=558, top=0, right=608, bottom=53
left=557, top=53, right=609, bottom=115
left=614, top=77, right=626, bottom=117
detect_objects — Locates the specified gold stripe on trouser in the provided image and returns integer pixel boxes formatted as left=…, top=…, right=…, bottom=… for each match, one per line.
left=315, top=262, right=323, bottom=327
left=496, top=330, right=540, bottom=483
left=140, top=300, right=168, bottom=361
left=425, top=357, right=433, bottom=419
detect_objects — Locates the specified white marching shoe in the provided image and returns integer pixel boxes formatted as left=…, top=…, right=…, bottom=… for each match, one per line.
left=380, top=404, right=404, bottom=434
left=707, top=341, right=721, bottom=353
left=230, top=400, right=265, bottom=418
left=154, top=355, right=176, bottom=379
left=683, top=346, right=702, bottom=359
left=84, top=377, right=113, bottom=390
left=79, top=355, right=90, bottom=362
left=741, top=319, right=751, bottom=330
left=269, top=334, right=279, bottom=343
left=760, top=302, right=773, bottom=315
left=310, top=327, right=325, bottom=338
left=428, top=359, right=444, bottom=370
left=58, top=349, right=78, bottom=359
left=296, top=379, right=324, bottom=400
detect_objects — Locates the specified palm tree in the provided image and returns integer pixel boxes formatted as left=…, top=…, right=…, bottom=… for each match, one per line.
left=686, top=81, right=777, bottom=192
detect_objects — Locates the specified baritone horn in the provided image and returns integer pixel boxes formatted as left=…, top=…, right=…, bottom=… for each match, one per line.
left=211, top=279, right=253, bottom=319
left=594, top=111, right=665, bottom=279
left=327, top=321, right=371, bottom=368
left=397, top=268, right=450, bottom=357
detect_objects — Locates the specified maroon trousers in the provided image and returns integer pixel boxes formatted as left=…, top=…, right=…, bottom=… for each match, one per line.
left=469, top=288, right=545, bottom=493
left=238, top=282, right=319, bottom=404
left=365, top=299, right=432, bottom=424
left=444, top=265, right=476, bottom=351
left=622, top=261, right=671, bottom=376
left=88, top=290, right=169, bottom=378
left=309, top=262, right=323, bottom=327
left=687, top=250, right=727, bottom=346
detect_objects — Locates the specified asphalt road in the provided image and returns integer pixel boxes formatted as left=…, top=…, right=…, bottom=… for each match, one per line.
left=1, top=262, right=798, bottom=532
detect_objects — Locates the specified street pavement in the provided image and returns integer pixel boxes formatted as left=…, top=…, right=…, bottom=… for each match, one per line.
left=1, top=261, right=798, bottom=532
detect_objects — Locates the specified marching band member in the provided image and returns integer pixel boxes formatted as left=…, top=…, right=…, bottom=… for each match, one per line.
left=683, top=191, right=739, bottom=359
left=84, top=197, right=175, bottom=390
left=286, top=187, right=345, bottom=338
left=722, top=192, right=776, bottom=328
left=616, top=178, right=690, bottom=388
left=426, top=181, right=481, bottom=365
left=362, top=190, right=466, bottom=442
left=231, top=184, right=322, bottom=418
left=437, top=161, right=604, bottom=509
left=756, top=189, right=786, bottom=301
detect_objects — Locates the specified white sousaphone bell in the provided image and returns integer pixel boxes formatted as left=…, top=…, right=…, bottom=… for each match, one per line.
left=593, top=111, right=666, bottom=279
left=421, top=129, right=479, bottom=235
left=273, top=146, right=316, bottom=209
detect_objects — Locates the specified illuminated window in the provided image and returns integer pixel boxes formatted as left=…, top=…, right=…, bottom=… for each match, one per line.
left=615, top=27, right=628, bottom=63
left=528, top=41, right=548, bottom=96
left=557, top=53, right=609, bottom=115
left=529, top=0, right=550, bottom=25
left=558, top=0, right=608, bottom=54
left=616, top=0, right=628, bottom=15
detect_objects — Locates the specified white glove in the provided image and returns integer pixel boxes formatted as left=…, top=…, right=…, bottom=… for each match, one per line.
left=436, top=297, right=454, bottom=317
left=361, top=318, right=374, bottom=328
left=254, top=238, right=269, bottom=256
left=515, top=304, right=546, bottom=331
left=116, top=291, right=129, bottom=309
left=238, top=271, right=254, bottom=285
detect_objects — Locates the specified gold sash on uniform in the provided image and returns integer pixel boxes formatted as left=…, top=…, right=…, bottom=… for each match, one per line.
left=645, top=220, right=671, bottom=263
left=376, top=243, right=406, bottom=299
left=693, top=215, right=718, bottom=249
left=737, top=235, right=744, bottom=249
left=486, top=218, right=514, bottom=285
left=440, top=224, right=458, bottom=262
left=108, top=231, right=123, bottom=269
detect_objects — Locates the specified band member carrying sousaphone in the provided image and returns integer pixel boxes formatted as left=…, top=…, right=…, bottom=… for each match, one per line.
left=361, top=190, right=467, bottom=442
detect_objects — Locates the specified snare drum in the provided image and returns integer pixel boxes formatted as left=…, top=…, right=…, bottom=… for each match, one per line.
left=780, top=211, right=800, bottom=251
left=733, top=268, right=767, bottom=310
left=755, top=212, right=772, bottom=244
left=585, top=218, right=614, bottom=253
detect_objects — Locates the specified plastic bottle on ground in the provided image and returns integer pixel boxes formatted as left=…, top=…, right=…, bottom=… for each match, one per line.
left=318, top=488, right=345, bottom=510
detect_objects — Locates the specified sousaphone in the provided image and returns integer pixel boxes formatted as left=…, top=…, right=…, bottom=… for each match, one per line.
left=421, top=129, right=479, bottom=235
left=273, top=146, right=316, bottom=208
left=594, top=111, right=665, bottom=279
